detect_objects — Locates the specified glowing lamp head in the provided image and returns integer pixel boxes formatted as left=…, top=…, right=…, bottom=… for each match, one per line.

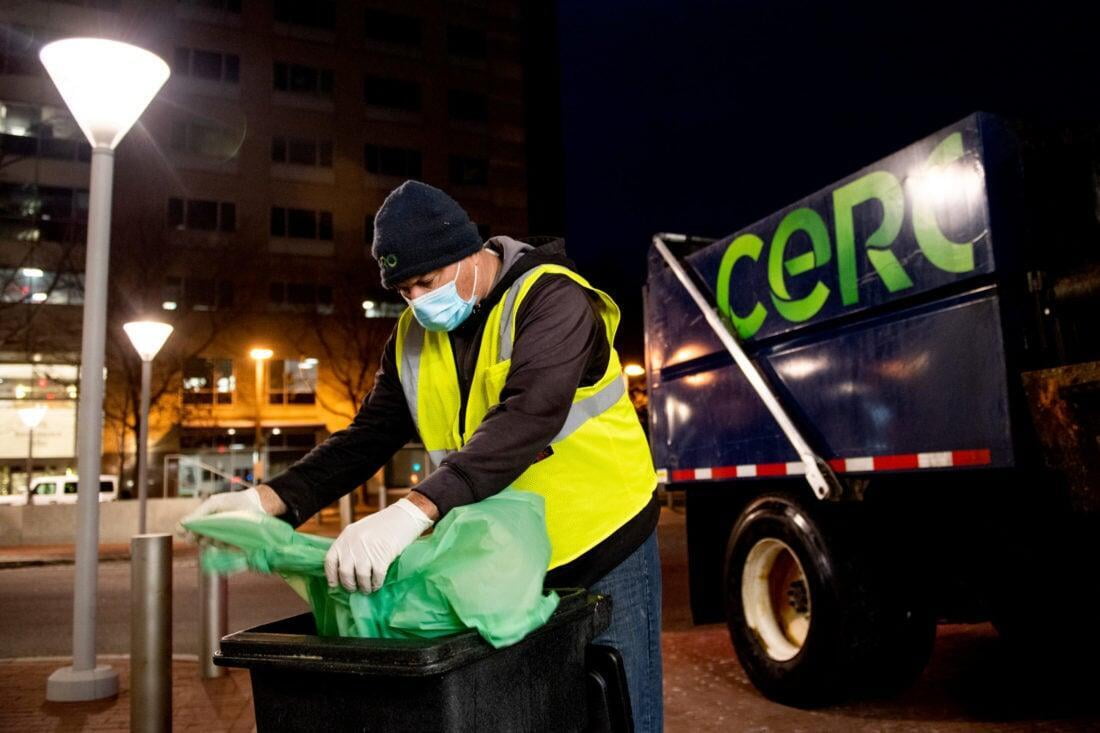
left=250, top=348, right=274, bottom=361
left=39, top=38, right=169, bottom=149
left=623, top=363, right=646, bottom=378
left=123, top=320, right=173, bottom=361
left=18, top=404, right=48, bottom=429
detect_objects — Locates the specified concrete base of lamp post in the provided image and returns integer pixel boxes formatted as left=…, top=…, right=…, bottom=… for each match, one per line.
left=46, top=664, right=119, bottom=701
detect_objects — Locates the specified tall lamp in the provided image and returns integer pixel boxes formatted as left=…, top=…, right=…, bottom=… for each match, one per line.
left=17, top=404, right=48, bottom=505
left=40, top=37, right=169, bottom=702
left=123, top=321, right=174, bottom=533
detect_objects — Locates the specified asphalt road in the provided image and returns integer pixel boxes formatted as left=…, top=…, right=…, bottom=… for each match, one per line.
left=1, top=507, right=1097, bottom=731
left=0, top=553, right=307, bottom=657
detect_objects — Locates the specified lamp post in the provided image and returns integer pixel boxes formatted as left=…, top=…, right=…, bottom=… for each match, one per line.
left=17, top=404, right=48, bottom=505
left=123, top=321, right=174, bottom=533
left=250, top=348, right=273, bottom=484
left=40, top=37, right=169, bottom=702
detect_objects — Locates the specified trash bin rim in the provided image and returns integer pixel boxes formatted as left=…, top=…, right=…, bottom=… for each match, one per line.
left=214, top=588, right=611, bottom=677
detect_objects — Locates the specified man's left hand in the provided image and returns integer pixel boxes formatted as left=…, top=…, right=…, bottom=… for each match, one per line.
left=324, top=495, right=435, bottom=593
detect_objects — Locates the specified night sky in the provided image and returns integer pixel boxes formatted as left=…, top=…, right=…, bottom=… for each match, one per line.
left=539, top=0, right=1100, bottom=362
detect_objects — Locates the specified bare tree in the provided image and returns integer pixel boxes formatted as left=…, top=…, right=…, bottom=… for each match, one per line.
left=291, top=269, right=395, bottom=422
left=101, top=211, right=264, bottom=496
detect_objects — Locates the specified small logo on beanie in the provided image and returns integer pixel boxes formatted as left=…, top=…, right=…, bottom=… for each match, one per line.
left=379, top=254, right=398, bottom=270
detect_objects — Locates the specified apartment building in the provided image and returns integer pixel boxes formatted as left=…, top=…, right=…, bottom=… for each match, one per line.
left=0, top=0, right=528, bottom=498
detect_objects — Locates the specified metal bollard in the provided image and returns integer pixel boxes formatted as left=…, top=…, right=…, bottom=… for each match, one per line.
left=131, top=534, right=172, bottom=733
left=198, top=540, right=228, bottom=678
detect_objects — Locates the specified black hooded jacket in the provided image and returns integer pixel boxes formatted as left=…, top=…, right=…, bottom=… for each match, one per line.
left=266, top=237, right=659, bottom=587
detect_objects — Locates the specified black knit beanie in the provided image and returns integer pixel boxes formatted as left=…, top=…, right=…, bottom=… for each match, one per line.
left=372, top=180, right=483, bottom=289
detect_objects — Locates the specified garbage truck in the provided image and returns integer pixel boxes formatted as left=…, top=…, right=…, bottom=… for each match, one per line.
left=645, top=112, right=1100, bottom=705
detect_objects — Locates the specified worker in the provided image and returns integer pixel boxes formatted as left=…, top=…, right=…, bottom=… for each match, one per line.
left=180, top=180, right=663, bottom=731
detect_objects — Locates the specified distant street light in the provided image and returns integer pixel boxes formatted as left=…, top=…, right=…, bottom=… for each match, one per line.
left=123, top=321, right=174, bottom=533
left=17, top=404, right=48, bottom=506
left=40, top=37, right=169, bottom=703
left=623, top=363, right=646, bottom=378
left=250, top=348, right=273, bottom=483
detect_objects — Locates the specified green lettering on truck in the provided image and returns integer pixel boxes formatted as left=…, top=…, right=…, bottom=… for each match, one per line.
left=833, top=170, right=911, bottom=305
left=911, top=132, right=977, bottom=273
left=716, top=233, right=768, bottom=339
left=768, top=208, right=831, bottom=322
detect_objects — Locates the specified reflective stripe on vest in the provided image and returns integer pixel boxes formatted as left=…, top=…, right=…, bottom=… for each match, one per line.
left=399, top=317, right=424, bottom=434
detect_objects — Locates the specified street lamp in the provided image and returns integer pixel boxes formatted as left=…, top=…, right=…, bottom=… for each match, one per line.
left=123, top=321, right=174, bottom=533
left=40, top=37, right=169, bottom=703
left=17, top=404, right=48, bottom=506
left=250, top=348, right=273, bottom=484
left=623, top=363, right=646, bottom=378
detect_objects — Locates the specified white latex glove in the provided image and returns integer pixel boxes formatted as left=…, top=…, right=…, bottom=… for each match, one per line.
left=325, top=498, right=434, bottom=594
left=176, top=487, right=265, bottom=543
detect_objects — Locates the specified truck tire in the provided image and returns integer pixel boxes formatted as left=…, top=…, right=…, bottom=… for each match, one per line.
left=723, top=492, right=934, bottom=706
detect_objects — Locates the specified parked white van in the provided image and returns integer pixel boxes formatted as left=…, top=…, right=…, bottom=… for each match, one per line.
left=26, top=475, right=120, bottom=505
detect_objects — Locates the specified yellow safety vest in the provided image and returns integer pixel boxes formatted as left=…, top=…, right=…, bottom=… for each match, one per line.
left=395, top=264, right=657, bottom=569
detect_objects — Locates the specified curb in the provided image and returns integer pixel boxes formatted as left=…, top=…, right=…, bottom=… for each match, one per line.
left=0, top=546, right=200, bottom=569
left=0, top=554, right=132, bottom=569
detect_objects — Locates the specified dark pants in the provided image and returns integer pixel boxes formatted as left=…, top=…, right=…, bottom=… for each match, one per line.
left=589, top=529, right=664, bottom=732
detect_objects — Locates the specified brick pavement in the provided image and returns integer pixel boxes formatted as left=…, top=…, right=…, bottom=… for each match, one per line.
left=0, top=656, right=255, bottom=732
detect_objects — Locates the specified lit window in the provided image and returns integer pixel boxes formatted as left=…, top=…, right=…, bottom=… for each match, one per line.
left=182, top=358, right=234, bottom=404
left=268, top=359, right=318, bottom=405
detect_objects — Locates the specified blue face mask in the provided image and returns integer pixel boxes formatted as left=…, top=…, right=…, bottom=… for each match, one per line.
left=407, top=259, right=480, bottom=332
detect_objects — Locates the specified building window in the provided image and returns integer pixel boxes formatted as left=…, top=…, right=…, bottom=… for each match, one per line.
left=0, top=267, right=83, bottom=305
left=362, top=299, right=404, bottom=319
left=364, top=76, right=421, bottom=111
left=268, top=359, right=318, bottom=405
left=274, top=0, right=335, bottom=29
left=164, top=276, right=234, bottom=311
left=174, top=47, right=239, bottom=83
left=169, top=118, right=239, bottom=159
left=182, top=357, right=234, bottom=404
left=167, top=197, right=236, bottom=232
left=272, top=136, right=333, bottom=167
left=449, top=156, right=488, bottom=187
left=0, top=182, right=88, bottom=243
left=449, top=90, right=488, bottom=123
left=268, top=281, right=333, bottom=314
left=0, top=101, right=90, bottom=162
left=178, top=0, right=240, bottom=11
left=364, top=9, right=421, bottom=46
left=270, top=207, right=333, bottom=240
left=273, top=62, right=334, bottom=97
left=364, top=213, right=375, bottom=244
left=363, top=145, right=421, bottom=178
left=447, top=26, right=486, bottom=60
left=0, top=24, right=48, bottom=76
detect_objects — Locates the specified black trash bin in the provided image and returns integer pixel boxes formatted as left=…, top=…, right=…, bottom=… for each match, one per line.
left=214, top=588, right=632, bottom=732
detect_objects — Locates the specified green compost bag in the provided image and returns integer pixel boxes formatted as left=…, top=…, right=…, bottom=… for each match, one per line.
left=182, top=488, right=560, bottom=648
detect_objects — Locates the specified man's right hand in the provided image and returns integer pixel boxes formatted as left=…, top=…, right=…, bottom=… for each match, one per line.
left=176, top=485, right=279, bottom=543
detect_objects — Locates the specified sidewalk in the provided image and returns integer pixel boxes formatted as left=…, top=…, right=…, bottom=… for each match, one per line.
left=0, top=656, right=255, bottom=732
left=0, top=508, right=350, bottom=568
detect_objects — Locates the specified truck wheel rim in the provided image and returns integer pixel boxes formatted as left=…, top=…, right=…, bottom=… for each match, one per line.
left=741, top=538, right=811, bottom=662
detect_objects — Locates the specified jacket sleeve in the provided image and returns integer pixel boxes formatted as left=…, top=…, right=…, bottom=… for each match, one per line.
left=265, top=326, right=415, bottom=528
left=412, top=275, right=604, bottom=518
